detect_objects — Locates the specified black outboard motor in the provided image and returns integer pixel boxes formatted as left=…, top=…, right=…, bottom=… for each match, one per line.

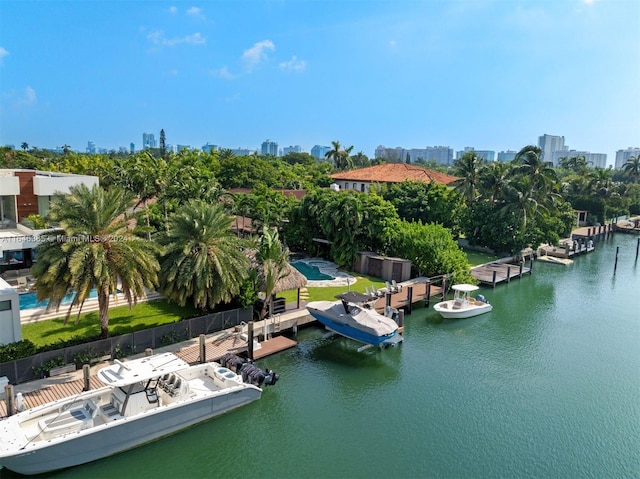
left=219, top=353, right=279, bottom=386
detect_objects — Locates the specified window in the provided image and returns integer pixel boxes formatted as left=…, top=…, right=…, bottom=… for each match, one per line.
left=0, top=300, right=11, bottom=312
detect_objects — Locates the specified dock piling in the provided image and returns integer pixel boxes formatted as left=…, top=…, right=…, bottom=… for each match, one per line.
left=82, top=364, right=90, bottom=391
left=406, top=286, right=413, bottom=314
left=199, top=334, right=206, bottom=364
left=506, top=266, right=511, bottom=283
left=248, top=322, right=255, bottom=361
left=425, top=282, right=431, bottom=307
left=492, top=270, right=497, bottom=288
left=614, top=246, right=619, bottom=274
left=636, top=238, right=639, bottom=262
left=5, top=384, right=14, bottom=416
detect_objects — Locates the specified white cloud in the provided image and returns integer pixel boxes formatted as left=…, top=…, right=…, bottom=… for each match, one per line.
left=0, top=47, right=8, bottom=63
left=242, top=40, right=275, bottom=71
left=169, top=6, right=177, bottom=14
left=147, top=30, right=206, bottom=46
left=279, top=55, right=306, bottom=73
left=15, top=86, right=37, bottom=107
left=187, top=6, right=205, bottom=19
left=211, top=66, right=235, bottom=80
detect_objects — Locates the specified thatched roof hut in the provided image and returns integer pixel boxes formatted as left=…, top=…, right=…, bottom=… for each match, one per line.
left=246, top=249, right=307, bottom=295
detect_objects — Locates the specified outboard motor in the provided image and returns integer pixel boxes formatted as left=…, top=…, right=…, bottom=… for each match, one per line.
left=477, top=294, right=488, bottom=304
left=219, top=353, right=279, bottom=386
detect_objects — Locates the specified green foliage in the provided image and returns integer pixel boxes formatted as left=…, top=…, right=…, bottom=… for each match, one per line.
left=380, top=180, right=466, bottom=236
left=0, top=339, right=37, bottom=362
left=32, top=356, right=68, bottom=378
left=389, top=220, right=475, bottom=284
left=26, top=213, right=48, bottom=229
left=158, top=201, right=250, bottom=312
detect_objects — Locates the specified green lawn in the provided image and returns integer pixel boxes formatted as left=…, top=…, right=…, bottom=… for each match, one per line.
left=22, top=300, right=199, bottom=348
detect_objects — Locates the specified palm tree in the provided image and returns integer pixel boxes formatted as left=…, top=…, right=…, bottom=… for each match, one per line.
left=479, top=161, right=510, bottom=203
left=453, top=151, right=485, bottom=204
left=498, top=176, right=542, bottom=229
left=256, top=227, right=289, bottom=320
left=159, top=201, right=250, bottom=312
left=623, top=155, right=640, bottom=183
left=20, top=142, right=28, bottom=151
left=31, top=184, right=161, bottom=339
left=512, top=145, right=558, bottom=200
left=325, top=140, right=354, bottom=171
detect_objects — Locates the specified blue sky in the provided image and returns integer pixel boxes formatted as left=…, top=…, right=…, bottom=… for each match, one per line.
left=1, top=0, right=638, bottom=165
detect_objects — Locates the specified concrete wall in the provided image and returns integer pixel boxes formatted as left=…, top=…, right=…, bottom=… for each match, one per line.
left=0, top=278, right=21, bottom=345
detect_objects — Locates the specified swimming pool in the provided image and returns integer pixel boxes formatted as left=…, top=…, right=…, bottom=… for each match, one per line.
left=290, top=261, right=334, bottom=280
left=19, top=289, right=104, bottom=311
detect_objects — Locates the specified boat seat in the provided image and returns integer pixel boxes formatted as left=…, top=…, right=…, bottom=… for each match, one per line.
left=452, top=300, right=463, bottom=310
left=39, top=399, right=98, bottom=436
left=169, top=378, right=182, bottom=397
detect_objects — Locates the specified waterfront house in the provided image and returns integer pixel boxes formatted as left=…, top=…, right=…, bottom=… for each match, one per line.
left=329, top=163, right=458, bottom=193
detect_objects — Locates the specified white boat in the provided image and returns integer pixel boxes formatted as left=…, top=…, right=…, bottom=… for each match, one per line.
left=0, top=352, right=265, bottom=475
left=433, top=284, right=492, bottom=319
left=306, top=292, right=402, bottom=347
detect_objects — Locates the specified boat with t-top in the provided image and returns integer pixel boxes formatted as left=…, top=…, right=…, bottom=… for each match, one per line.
left=433, top=284, right=492, bottom=319
left=306, top=291, right=402, bottom=347
left=0, top=351, right=275, bottom=475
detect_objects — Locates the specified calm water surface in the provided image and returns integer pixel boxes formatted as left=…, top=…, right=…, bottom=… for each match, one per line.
left=5, top=235, right=639, bottom=479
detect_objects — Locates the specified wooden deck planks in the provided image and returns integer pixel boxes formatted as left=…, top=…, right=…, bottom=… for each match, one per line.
left=472, top=262, right=531, bottom=286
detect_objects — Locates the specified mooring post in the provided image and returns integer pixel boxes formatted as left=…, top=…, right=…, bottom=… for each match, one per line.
left=506, top=266, right=511, bottom=283
left=406, top=286, right=413, bottom=314
left=385, top=292, right=391, bottom=309
left=248, top=322, right=254, bottom=361
left=635, top=238, right=639, bottom=262
left=5, top=384, right=14, bottom=416
left=614, top=246, right=619, bottom=274
left=83, top=364, right=91, bottom=391
left=199, top=334, right=206, bottom=364
left=145, top=348, right=153, bottom=357
left=425, top=282, right=431, bottom=308
left=398, top=309, right=405, bottom=334
left=492, top=270, right=497, bottom=288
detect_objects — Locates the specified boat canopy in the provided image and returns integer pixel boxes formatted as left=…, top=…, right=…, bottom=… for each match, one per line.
left=335, top=291, right=374, bottom=303
left=98, top=352, right=190, bottom=387
left=451, top=284, right=479, bottom=293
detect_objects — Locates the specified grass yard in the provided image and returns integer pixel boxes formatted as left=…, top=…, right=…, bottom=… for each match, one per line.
left=22, top=300, right=199, bottom=348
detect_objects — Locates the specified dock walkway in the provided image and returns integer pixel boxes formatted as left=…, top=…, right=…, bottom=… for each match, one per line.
left=471, top=260, right=532, bottom=287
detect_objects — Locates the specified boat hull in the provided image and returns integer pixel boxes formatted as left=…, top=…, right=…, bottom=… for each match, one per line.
left=307, top=309, right=397, bottom=347
left=433, top=301, right=493, bottom=319
left=0, top=387, right=260, bottom=475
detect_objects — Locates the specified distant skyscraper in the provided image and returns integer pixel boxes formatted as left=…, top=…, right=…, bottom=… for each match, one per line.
left=202, top=143, right=219, bottom=153
left=231, top=148, right=257, bottom=156
left=142, top=132, right=156, bottom=149
left=261, top=139, right=278, bottom=156
left=311, top=145, right=331, bottom=159
left=130, top=143, right=135, bottom=153
left=615, top=147, right=640, bottom=169
left=282, top=145, right=302, bottom=155
left=497, top=150, right=517, bottom=162
left=552, top=150, right=607, bottom=169
left=86, top=141, right=96, bottom=154
left=538, top=134, right=565, bottom=165
left=456, top=147, right=495, bottom=161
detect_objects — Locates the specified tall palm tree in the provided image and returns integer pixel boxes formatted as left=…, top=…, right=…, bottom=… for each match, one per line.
left=31, top=184, right=161, bottom=339
left=256, top=227, right=289, bottom=320
left=512, top=145, right=558, bottom=200
left=479, top=161, right=510, bottom=203
left=453, top=151, right=485, bottom=204
left=623, top=155, right=640, bottom=183
left=159, top=201, right=250, bottom=312
left=325, top=140, right=354, bottom=171
left=20, top=142, right=29, bottom=151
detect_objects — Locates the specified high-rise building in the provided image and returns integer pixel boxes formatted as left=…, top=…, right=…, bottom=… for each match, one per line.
left=538, top=134, right=565, bottom=165
left=615, top=147, right=640, bottom=169
left=261, top=139, right=278, bottom=156
left=456, top=147, right=495, bottom=162
left=375, top=145, right=453, bottom=165
left=202, top=143, right=219, bottom=153
left=282, top=145, right=302, bottom=155
left=551, top=150, right=607, bottom=169
left=86, top=141, right=96, bottom=154
left=311, top=145, right=331, bottom=160
left=497, top=150, right=517, bottom=162
left=130, top=143, right=135, bottom=153
left=142, top=133, right=156, bottom=149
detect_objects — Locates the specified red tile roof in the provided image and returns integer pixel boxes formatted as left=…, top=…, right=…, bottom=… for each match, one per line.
left=330, top=163, right=458, bottom=185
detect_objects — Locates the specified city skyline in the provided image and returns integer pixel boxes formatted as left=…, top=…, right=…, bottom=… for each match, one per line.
left=1, top=1, right=639, bottom=167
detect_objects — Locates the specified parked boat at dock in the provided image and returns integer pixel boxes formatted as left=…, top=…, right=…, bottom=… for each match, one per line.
left=433, top=284, right=492, bottom=319
left=306, top=292, right=402, bottom=348
left=0, top=352, right=266, bottom=475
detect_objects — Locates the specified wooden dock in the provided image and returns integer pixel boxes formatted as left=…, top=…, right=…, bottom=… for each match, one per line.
left=471, top=261, right=532, bottom=287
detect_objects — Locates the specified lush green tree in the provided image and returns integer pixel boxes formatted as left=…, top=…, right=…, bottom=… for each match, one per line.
left=352, top=151, right=370, bottom=168
left=453, top=151, right=485, bottom=203
left=158, top=201, right=249, bottom=312
left=380, top=180, right=466, bottom=235
left=281, top=151, right=315, bottom=166
left=388, top=220, right=475, bottom=284
left=21, top=142, right=28, bottom=151
left=511, top=145, right=558, bottom=201
left=325, top=140, right=354, bottom=171
left=623, top=155, right=640, bottom=183
left=32, top=184, right=161, bottom=338
left=478, top=161, right=511, bottom=203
